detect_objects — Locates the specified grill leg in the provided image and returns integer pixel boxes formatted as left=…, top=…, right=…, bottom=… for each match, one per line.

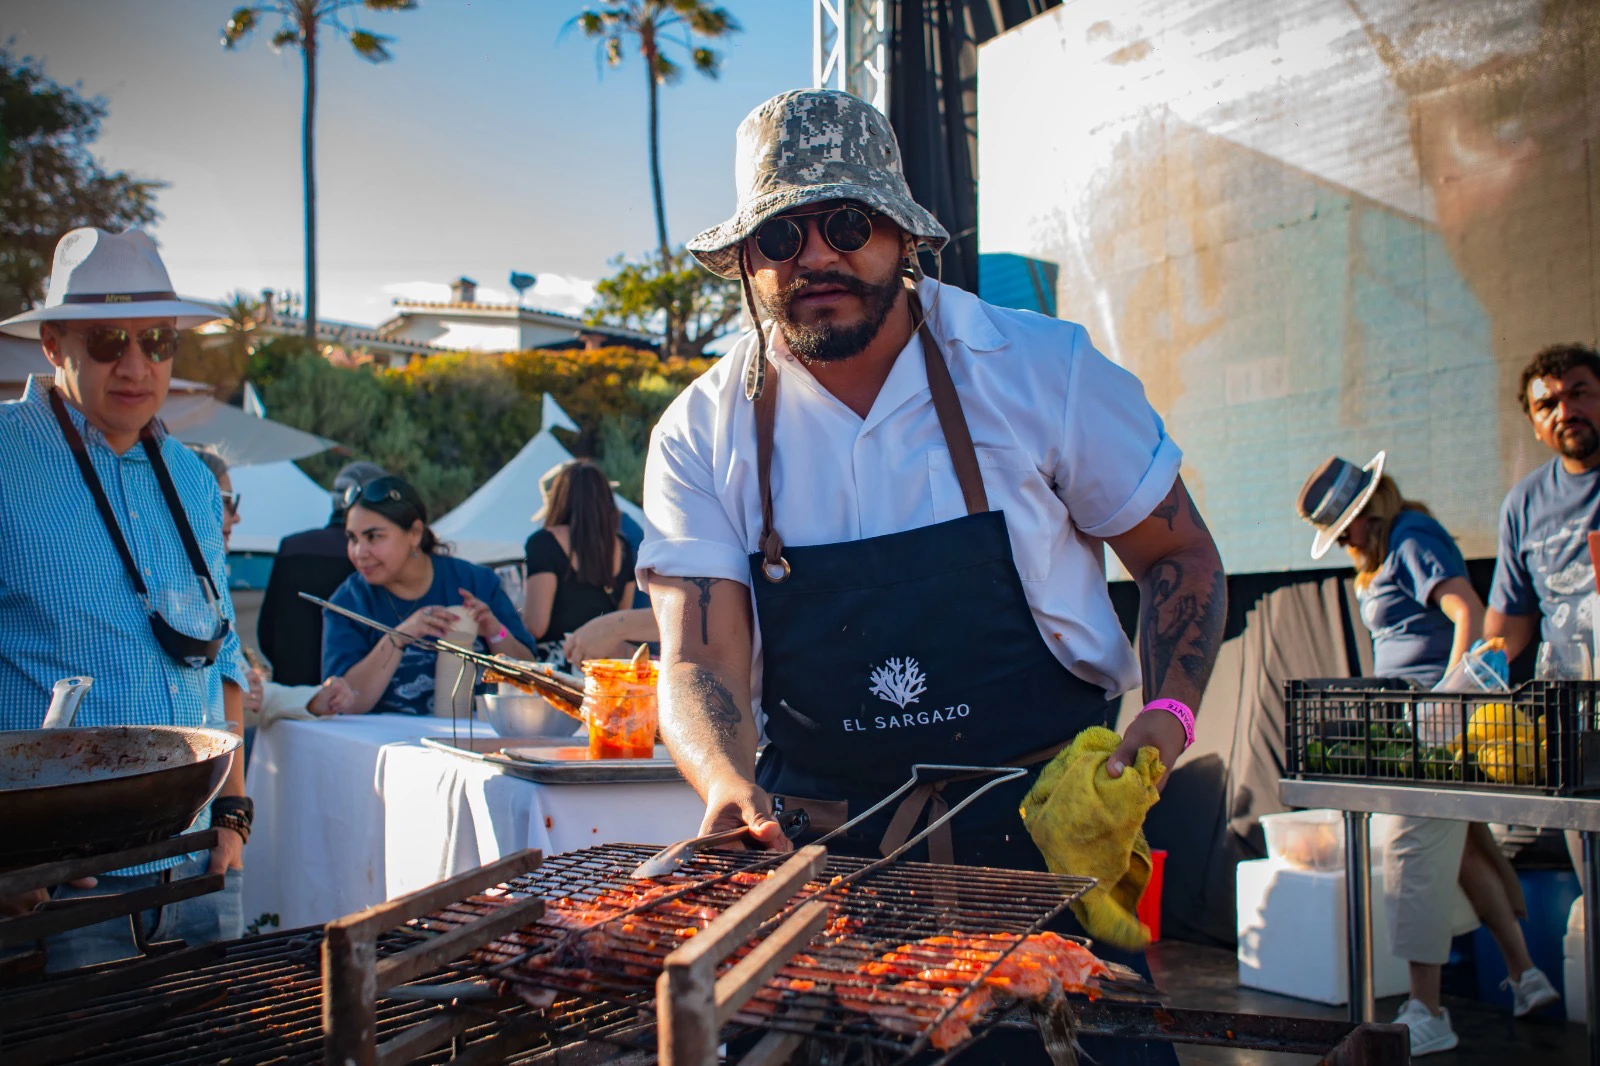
left=1325, top=1022, right=1410, bottom=1065
left=1343, top=810, right=1374, bottom=1023
left=1585, top=830, right=1600, bottom=1065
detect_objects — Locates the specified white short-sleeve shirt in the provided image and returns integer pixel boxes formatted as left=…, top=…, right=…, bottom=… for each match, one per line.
left=639, top=279, right=1181, bottom=701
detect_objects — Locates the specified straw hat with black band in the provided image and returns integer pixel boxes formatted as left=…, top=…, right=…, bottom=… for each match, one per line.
left=0, top=227, right=220, bottom=338
left=1296, top=450, right=1387, bottom=560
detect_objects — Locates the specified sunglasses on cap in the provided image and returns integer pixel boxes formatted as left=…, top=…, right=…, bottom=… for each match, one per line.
left=64, top=324, right=180, bottom=365
left=752, top=204, right=879, bottom=264
left=341, top=475, right=422, bottom=514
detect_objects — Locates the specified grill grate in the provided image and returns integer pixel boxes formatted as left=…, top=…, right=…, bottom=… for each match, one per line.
left=0, top=925, right=644, bottom=1066
left=399, top=842, right=1101, bottom=1060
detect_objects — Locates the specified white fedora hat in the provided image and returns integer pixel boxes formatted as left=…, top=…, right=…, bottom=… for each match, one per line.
left=1296, top=450, right=1387, bottom=560
left=0, top=227, right=222, bottom=339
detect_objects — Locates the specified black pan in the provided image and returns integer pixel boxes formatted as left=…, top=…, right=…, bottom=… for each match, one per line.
left=0, top=726, right=239, bottom=869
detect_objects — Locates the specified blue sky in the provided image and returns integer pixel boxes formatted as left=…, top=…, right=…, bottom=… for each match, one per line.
left=8, top=1, right=812, bottom=325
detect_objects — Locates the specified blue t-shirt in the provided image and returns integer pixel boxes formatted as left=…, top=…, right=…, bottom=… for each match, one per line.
left=1358, top=511, right=1468, bottom=688
left=322, top=554, right=537, bottom=715
left=1488, top=459, right=1600, bottom=653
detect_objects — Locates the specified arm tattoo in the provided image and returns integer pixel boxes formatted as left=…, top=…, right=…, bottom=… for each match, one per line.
left=1138, top=556, right=1226, bottom=697
left=687, top=577, right=721, bottom=644
left=1149, top=485, right=1182, bottom=530
left=685, top=665, right=742, bottom=745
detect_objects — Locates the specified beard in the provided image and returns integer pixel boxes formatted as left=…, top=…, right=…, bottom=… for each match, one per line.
left=1557, top=420, right=1600, bottom=462
left=767, top=268, right=903, bottom=363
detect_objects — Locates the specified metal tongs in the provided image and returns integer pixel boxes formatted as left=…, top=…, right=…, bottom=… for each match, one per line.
left=630, top=807, right=811, bottom=879
left=298, top=593, right=587, bottom=714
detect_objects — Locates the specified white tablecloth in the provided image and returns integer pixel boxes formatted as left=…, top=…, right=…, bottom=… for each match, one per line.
left=241, top=716, right=705, bottom=930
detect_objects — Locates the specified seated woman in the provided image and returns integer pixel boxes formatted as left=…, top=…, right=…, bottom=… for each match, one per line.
left=1297, top=453, right=1559, bottom=1056
left=324, top=475, right=537, bottom=715
left=522, top=460, right=636, bottom=667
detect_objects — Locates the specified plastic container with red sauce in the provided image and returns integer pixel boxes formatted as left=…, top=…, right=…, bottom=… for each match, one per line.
left=580, top=658, right=658, bottom=760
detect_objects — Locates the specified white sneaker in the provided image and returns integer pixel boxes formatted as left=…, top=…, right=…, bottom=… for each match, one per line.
left=1394, top=998, right=1459, bottom=1056
left=1507, top=966, right=1561, bottom=1017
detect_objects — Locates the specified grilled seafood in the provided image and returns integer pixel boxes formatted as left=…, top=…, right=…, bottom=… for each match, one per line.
left=835, top=932, right=1112, bottom=1050
left=460, top=876, right=1110, bottom=1056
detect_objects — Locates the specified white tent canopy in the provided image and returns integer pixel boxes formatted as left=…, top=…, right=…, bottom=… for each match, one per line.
left=160, top=393, right=334, bottom=467
left=228, top=460, right=333, bottom=553
left=434, top=396, right=645, bottom=565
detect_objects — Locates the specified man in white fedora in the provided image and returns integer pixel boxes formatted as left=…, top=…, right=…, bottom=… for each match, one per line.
left=0, top=227, right=251, bottom=968
left=639, top=89, right=1222, bottom=1063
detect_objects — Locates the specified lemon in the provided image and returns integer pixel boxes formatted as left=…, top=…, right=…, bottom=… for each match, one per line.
left=1476, top=740, right=1539, bottom=784
left=1465, top=704, right=1532, bottom=755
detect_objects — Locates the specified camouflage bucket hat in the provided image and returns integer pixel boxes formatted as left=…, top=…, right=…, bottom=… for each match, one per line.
left=687, top=88, right=949, bottom=279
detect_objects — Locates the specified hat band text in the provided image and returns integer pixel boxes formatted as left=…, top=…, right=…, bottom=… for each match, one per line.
left=61, top=291, right=180, bottom=305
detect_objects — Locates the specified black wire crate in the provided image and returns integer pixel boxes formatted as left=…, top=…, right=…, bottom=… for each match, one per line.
left=1285, top=678, right=1600, bottom=795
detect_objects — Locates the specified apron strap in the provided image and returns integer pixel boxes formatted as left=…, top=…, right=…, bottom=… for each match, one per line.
left=753, top=284, right=988, bottom=582
left=913, top=291, right=989, bottom=515
left=876, top=738, right=1072, bottom=864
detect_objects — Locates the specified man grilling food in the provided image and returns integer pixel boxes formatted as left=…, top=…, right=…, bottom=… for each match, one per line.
left=638, top=89, right=1224, bottom=1064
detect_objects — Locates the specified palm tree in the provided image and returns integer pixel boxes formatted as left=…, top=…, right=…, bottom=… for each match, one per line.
left=573, top=1, right=740, bottom=275
left=222, top=1, right=416, bottom=343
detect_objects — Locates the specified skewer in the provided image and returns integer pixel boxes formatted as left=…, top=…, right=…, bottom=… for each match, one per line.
left=298, top=593, right=587, bottom=713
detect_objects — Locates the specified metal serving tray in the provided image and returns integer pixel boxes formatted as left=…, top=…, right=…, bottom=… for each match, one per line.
left=421, top=735, right=684, bottom=785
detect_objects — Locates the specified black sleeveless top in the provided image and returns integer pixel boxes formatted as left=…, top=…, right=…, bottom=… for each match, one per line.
left=523, top=528, right=635, bottom=639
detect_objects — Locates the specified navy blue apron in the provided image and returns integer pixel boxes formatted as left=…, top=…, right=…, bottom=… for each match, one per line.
left=746, top=298, right=1114, bottom=867
left=741, top=301, right=1174, bottom=1065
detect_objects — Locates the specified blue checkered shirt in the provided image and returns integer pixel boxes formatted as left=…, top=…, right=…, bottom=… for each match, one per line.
left=0, top=376, right=246, bottom=874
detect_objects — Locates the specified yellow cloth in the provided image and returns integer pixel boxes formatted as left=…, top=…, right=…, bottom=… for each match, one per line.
left=1019, top=725, right=1164, bottom=949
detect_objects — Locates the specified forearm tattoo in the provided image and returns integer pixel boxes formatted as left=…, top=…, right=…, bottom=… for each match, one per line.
left=1137, top=485, right=1225, bottom=699
left=683, top=665, right=743, bottom=746
left=688, top=577, right=721, bottom=644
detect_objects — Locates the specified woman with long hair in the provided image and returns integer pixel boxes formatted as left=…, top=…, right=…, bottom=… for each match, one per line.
left=523, top=460, right=637, bottom=664
left=1297, top=453, right=1558, bottom=1055
left=324, top=475, right=537, bottom=715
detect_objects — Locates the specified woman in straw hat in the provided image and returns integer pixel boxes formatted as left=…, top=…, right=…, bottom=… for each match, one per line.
left=1297, top=453, right=1557, bottom=1054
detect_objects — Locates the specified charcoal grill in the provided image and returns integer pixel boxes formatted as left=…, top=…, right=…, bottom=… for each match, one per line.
left=0, top=829, right=224, bottom=981
left=0, top=841, right=1409, bottom=1066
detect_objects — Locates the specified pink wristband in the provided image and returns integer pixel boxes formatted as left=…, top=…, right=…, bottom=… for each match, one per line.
left=1142, top=699, right=1195, bottom=750
left=489, top=627, right=508, bottom=644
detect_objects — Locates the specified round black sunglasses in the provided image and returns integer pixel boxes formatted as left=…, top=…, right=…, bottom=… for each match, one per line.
left=753, top=205, right=878, bottom=264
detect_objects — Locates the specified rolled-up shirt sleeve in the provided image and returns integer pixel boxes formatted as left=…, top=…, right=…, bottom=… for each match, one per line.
left=1054, top=325, right=1182, bottom=538
left=638, top=393, right=751, bottom=592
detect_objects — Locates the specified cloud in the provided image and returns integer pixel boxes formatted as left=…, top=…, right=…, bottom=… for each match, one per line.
left=528, top=273, right=597, bottom=317
left=382, top=280, right=453, bottom=303
left=380, top=274, right=596, bottom=317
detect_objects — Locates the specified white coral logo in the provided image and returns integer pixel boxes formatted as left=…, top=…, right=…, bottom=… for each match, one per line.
left=869, top=657, right=927, bottom=709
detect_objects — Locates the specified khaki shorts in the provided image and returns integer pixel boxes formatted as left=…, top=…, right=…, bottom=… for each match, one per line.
left=1383, top=816, right=1479, bottom=965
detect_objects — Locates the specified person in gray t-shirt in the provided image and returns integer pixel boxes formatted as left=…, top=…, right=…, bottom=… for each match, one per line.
left=1487, top=344, right=1600, bottom=660
left=1487, top=343, right=1600, bottom=912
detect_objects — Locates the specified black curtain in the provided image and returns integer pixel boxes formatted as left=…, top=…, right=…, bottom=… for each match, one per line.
left=887, top=0, right=1062, bottom=292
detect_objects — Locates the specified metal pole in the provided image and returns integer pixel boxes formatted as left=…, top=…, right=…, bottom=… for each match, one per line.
left=1585, top=830, right=1599, bottom=1063
left=1343, top=809, right=1374, bottom=1023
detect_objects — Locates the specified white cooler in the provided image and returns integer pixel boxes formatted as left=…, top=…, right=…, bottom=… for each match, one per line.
left=1237, top=858, right=1410, bottom=1004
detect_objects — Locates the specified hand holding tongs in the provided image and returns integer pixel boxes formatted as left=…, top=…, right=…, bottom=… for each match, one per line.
left=631, top=807, right=811, bottom=879
left=299, top=593, right=587, bottom=713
